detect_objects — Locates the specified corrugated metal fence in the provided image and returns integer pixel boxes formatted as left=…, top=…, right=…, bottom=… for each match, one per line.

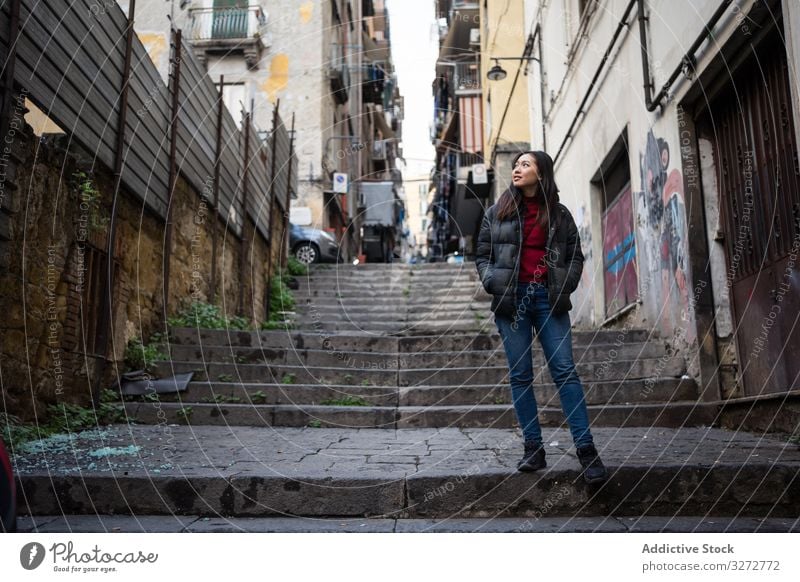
left=0, top=0, right=295, bottom=240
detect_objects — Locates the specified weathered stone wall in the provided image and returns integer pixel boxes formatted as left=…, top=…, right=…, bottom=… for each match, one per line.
left=0, top=117, right=278, bottom=420
left=1, top=123, right=111, bottom=418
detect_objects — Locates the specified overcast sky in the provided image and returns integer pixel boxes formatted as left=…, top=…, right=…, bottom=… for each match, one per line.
left=385, top=0, right=438, bottom=182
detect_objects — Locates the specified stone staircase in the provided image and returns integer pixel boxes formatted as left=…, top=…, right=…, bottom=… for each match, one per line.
left=129, top=262, right=714, bottom=430
left=13, top=262, right=800, bottom=529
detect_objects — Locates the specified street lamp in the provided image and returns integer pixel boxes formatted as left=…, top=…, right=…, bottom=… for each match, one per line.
left=487, top=59, right=507, bottom=81
left=486, top=55, right=539, bottom=81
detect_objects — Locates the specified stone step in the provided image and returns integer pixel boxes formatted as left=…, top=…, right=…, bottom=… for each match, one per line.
left=127, top=375, right=696, bottom=407
left=151, top=361, right=398, bottom=386
left=122, top=399, right=714, bottom=429
left=296, top=282, right=480, bottom=292
left=17, top=514, right=800, bottom=533
left=167, top=328, right=660, bottom=351
left=292, top=305, right=490, bottom=317
left=164, top=341, right=669, bottom=367
left=15, top=426, right=799, bottom=518
left=399, top=358, right=685, bottom=386
left=302, top=265, right=472, bottom=272
left=289, top=313, right=490, bottom=326
left=295, top=290, right=488, bottom=300
left=294, top=275, right=480, bottom=289
left=397, top=377, right=696, bottom=406
left=290, top=310, right=489, bottom=323
left=154, top=354, right=681, bottom=386
left=276, top=321, right=492, bottom=334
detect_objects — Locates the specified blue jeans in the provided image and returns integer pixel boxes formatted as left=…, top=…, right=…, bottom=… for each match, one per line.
left=494, top=282, right=594, bottom=447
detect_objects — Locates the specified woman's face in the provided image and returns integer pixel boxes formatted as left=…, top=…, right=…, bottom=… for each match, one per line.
left=512, top=154, right=539, bottom=190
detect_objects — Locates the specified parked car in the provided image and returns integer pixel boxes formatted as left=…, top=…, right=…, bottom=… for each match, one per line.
left=445, top=252, right=465, bottom=264
left=0, top=438, right=16, bottom=532
left=289, top=223, right=341, bottom=264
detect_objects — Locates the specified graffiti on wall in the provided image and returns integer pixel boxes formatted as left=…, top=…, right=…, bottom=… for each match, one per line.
left=637, top=129, right=693, bottom=342
left=603, top=185, right=638, bottom=315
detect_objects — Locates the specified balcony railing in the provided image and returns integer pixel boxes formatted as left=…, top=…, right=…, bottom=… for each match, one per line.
left=188, top=6, right=268, bottom=42
left=454, top=62, right=481, bottom=93
left=459, top=152, right=484, bottom=167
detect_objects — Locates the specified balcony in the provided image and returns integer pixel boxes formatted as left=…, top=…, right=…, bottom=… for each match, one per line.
left=459, top=152, right=484, bottom=167
left=328, top=42, right=349, bottom=105
left=187, top=5, right=269, bottom=69
left=328, top=67, right=349, bottom=105
left=363, top=64, right=385, bottom=105
left=454, top=62, right=481, bottom=94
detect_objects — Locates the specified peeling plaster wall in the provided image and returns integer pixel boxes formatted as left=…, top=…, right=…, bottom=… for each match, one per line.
left=119, top=0, right=329, bottom=228
left=522, top=0, right=769, bottom=386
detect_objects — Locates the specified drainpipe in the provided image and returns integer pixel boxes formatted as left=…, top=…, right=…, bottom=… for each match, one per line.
left=536, top=22, right=546, bottom=151
left=94, top=0, right=136, bottom=403
left=641, top=0, right=734, bottom=111
left=553, top=0, right=638, bottom=164
left=553, top=0, right=736, bottom=162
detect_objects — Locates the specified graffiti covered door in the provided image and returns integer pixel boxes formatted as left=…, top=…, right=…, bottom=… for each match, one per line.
left=706, top=33, right=800, bottom=397
left=602, top=185, right=638, bottom=316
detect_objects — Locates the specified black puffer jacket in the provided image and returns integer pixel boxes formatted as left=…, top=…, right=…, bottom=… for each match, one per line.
left=475, top=201, right=584, bottom=317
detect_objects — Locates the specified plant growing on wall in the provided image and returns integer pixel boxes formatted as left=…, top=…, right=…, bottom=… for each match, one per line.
left=261, top=267, right=298, bottom=330
left=123, top=337, right=167, bottom=373
left=168, top=301, right=251, bottom=330
left=72, top=170, right=109, bottom=233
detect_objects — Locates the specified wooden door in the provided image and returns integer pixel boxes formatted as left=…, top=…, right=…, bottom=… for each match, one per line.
left=706, top=33, right=800, bottom=396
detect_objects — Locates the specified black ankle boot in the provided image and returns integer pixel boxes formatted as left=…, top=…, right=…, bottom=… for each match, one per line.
left=517, top=440, right=546, bottom=472
left=576, top=444, right=608, bottom=483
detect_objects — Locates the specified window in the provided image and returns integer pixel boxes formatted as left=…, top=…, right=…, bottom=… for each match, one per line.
left=593, top=131, right=631, bottom=211
left=217, top=81, right=247, bottom=127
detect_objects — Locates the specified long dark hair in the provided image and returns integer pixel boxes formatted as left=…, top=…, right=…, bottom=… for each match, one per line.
left=495, top=151, right=560, bottom=229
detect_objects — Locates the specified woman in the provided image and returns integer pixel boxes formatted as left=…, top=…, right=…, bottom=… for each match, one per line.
left=475, top=151, right=607, bottom=483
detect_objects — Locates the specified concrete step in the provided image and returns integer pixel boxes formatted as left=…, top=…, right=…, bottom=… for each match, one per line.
left=128, top=375, right=696, bottom=407
left=15, top=426, right=800, bottom=518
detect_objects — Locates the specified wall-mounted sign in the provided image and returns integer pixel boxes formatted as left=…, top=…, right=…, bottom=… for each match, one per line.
left=333, top=172, right=349, bottom=193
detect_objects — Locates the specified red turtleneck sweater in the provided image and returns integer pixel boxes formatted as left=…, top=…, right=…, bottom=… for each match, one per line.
left=518, top=196, right=548, bottom=283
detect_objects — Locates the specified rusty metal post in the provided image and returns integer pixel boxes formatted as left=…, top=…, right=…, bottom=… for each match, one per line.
left=264, top=102, right=280, bottom=322
left=0, top=0, right=20, bottom=147
left=210, top=75, right=224, bottom=300
left=93, top=0, right=136, bottom=402
left=163, top=28, right=182, bottom=318
left=282, top=113, right=296, bottom=271
left=238, top=110, right=251, bottom=316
